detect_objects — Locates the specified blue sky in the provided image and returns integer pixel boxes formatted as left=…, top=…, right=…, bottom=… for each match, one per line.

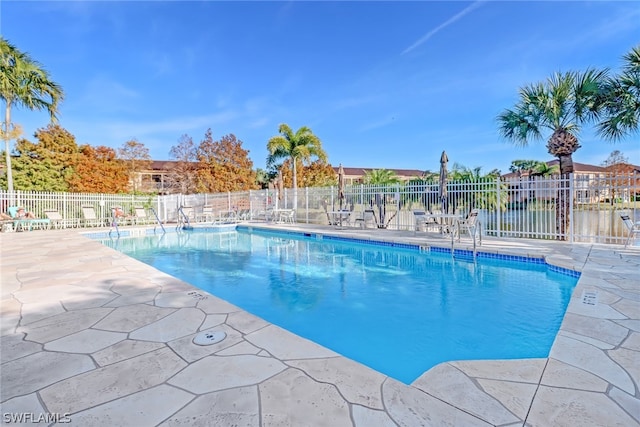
left=2, top=1, right=639, bottom=174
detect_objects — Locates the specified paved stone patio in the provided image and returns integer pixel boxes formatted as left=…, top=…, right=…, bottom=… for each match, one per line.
left=1, top=224, right=638, bottom=426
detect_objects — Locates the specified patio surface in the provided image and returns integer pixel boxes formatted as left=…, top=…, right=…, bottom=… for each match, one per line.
left=1, top=223, right=639, bottom=426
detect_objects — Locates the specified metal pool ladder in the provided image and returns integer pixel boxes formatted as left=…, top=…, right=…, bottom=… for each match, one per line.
left=177, top=206, right=193, bottom=230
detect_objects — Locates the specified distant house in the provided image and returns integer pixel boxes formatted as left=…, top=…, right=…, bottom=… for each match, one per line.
left=602, top=162, right=640, bottom=202
left=134, top=163, right=426, bottom=194
left=135, top=161, right=182, bottom=194
left=501, top=160, right=640, bottom=206
left=331, top=166, right=425, bottom=184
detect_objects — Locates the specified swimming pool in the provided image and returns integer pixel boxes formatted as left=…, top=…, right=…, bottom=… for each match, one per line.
left=102, top=228, right=579, bottom=384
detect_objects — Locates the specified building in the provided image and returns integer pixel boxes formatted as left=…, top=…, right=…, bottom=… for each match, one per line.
left=135, top=163, right=426, bottom=194
left=331, top=166, right=425, bottom=185
left=135, top=161, right=181, bottom=194
left=501, top=160, right=640, bottom=206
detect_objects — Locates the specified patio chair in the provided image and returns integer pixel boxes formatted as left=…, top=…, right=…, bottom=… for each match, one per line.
left=356, top=209, right=378, bottom=229
left=333, top=209, right=352, bottom=228
left=413, top=210, right=438, bottom=233
left=44, top=209, right=77, bottom=229
left=1, top=213, right=15, bottom=232
left=455, top=208, right=480, bottom=244
left=620, top=214, right=640, bottom=248
left=200, top=206, right=215, bottom=222
left=279, top=209, right=296, bottom=224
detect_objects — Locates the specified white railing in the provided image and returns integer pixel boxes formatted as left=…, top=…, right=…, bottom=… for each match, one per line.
left=1, top=172, right=638, bottom=244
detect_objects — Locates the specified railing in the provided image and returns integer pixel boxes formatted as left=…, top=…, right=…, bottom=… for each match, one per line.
left=1, top=172, right=638, bottom=245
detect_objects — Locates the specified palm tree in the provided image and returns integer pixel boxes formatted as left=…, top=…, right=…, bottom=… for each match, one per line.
left=497, top=69, right=607, bottom=175
left=267, top=124, right=327, bottom=208
left=597, top=45, right=640, bottom=141
left=531, top=162, right=559, bottom=177
left=0, top=37, right=64, bottom=191
left=362, top=168, right=401, bottom=185
left=497, top=69, right=607, bottom=239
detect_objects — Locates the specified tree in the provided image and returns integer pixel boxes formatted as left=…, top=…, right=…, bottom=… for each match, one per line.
left=597, top=45, right=640, bottom=141
left=497, top=69, right=607, bottom=175
left=531, top=162, right=559, bottom=177
left=362, top=169, right=401, bottom=185
left=68, top=145, right=129, bottom=193
left=450, top=163, right=485, bottom=182
left=255, top=168, right=270, bottom=189
left=2, top=124, right=77, bottom=191
left=601, top=150, right=629, bottom=167
left=280, top=159, right=336, bottom=188
left=267, top=124, right=327, bottom=208
left=197, top=130, right=258, bottom=193
left=497, top=69, right=608, bottom=238
left=118, top=138, right=152, bottom=193
left=167, top=134, right=199, bottom=194
left=600, top=150, right=635, bottom=205
left=0, top=37, right=64, bottom=191
left=509, top=160, right=543, bottom=176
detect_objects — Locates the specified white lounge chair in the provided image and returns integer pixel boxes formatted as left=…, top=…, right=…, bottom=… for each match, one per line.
left=236, top=208, right=251, bottom=221
left=111, top=206, right=135, bottom=226
left=215, top=209, right=238, bottom=224
left=81, top=205, right=108, bottom=227
left=44, top=209, right=77, bottom=229
left=133, top=206, right=153, bottom=225
left=620, top=214, right=640, bottom=248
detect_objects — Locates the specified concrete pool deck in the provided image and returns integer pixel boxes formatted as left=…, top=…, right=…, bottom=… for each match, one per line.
left=1, top=223, right=638, bottom=426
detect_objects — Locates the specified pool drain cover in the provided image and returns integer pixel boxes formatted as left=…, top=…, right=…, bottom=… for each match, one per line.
left=193, top=330, right=227, bottom=346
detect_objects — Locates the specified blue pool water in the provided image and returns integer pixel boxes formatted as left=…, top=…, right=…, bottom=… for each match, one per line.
left=102, top=228, right=579, bottom=384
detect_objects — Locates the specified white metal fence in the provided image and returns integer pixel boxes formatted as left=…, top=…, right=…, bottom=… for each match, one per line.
left=2, top=172, right=638, bottom=245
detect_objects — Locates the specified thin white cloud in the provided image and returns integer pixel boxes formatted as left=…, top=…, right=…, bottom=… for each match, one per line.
left=402, top=1, right=486, bottom=55
left=359, top=114, right=399, bottom=132
left=103, top=111, right=239, bottom=138
left=72, top=75, right=141, bottom=114
left=333, top=95, right=380, bottom=110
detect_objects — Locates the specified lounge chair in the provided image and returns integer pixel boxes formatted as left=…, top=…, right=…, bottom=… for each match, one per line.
left=81, top=205, right=108, bottom=227
left=620, top=214, right=640, bottom=248
left=133, top=206, right=153, bottom=225
left=236, top=208, right=251, bottom=221
left=44, top=209, right=78, bottom=229
left=455, top=209, right=480, bottom=244
left=8, top=206, right=51, bottom=231
left=111, top=206, right=135, bottom=226
left=215, top=209, right=238, bottom=224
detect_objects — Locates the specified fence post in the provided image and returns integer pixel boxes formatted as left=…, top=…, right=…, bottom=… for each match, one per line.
left=496, top=177, right=501, bottom=238
left=569, top=173, right=574, bottom=244
left=305, top=187, right=309, bottom=224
